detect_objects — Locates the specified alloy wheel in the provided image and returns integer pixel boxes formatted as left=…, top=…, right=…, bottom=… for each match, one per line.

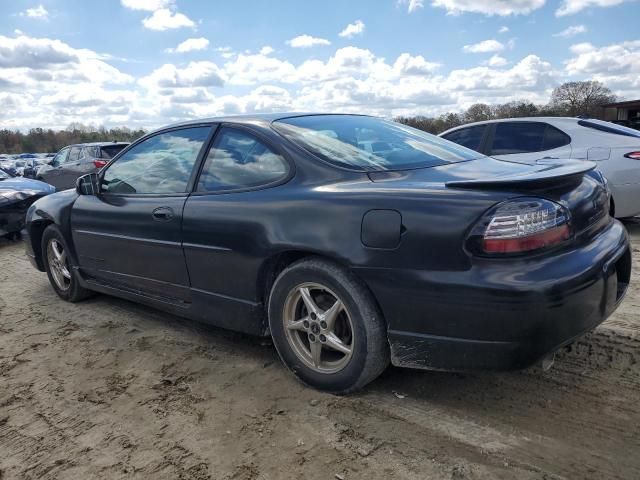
left=282, top=282, right=354, bottom=374
left=47, top=238, right=71, bottom=291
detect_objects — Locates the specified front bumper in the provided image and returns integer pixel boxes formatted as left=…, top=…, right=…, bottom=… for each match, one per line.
left=0, top=211, right=27, bottom=236
left=355, top=220, right=631, bottom=371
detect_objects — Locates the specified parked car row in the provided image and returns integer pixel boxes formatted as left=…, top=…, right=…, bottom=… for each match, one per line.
left=21, top=113, right=631, bottom=393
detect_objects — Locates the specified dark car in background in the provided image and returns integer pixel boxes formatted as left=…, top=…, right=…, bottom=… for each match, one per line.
left=37, top=142, right=129, bottom=190
left=23, top=114, right=630, bottom=393
left=1, top=168, right=55, bottom=238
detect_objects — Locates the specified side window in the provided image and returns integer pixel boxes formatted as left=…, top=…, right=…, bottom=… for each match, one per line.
left=543, top=125, right=571, bottom=150
left=442, top=126, right=486, bottom=152
left=68, top=146, right=81, bottom=162
left=52, top=148, right=69, bottom=166
left=490, top=122, right=547, bottom=155
left=101, top=127, right=211, bottom=194
left=79, top=147, right=93, bottom=160
left=197, top=128, right=289, bottom=192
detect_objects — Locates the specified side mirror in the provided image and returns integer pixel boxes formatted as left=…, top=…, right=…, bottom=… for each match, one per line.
left=76, top=173, right=100, bottom=195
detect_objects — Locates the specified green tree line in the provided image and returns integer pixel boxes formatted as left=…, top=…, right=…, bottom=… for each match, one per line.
left=0, top=125, right=147, bottom=155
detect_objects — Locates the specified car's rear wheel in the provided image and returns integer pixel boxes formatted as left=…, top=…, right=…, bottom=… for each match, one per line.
left=42, top=225, right=92, bottom=302
left=268, top=258, right=389, bottom=393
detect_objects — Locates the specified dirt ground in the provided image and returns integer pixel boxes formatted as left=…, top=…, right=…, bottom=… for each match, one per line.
left=1, top=226, right=640, bottom=480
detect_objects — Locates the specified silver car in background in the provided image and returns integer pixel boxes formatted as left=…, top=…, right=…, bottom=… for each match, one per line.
left=440, top=117, right=640, bottom=218
left=37, top=142, right=129, bottom=191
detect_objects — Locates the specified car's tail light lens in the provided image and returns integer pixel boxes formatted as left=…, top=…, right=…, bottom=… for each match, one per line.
left=624, top=151, right=640, bottom=160
left=93, top=159, right=107, bottom=168
left=469, top=198, right=571, bottom=255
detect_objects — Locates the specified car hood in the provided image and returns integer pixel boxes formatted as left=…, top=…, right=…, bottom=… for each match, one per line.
left=368, top=156, right=595, bottom=188
left=0, top=177, right=55, bottom=194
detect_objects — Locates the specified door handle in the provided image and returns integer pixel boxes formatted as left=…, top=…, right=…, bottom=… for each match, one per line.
left=152, top=206, right=175, bottom=222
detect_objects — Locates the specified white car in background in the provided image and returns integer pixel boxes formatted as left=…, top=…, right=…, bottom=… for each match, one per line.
left=440, top=118, right=640, bottom=218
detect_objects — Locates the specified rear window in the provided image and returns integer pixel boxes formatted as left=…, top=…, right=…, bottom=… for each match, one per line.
left=273, top=115, right=481, bottom=171
left=490, top=122, right=548, bottom=155
left=100, top=145, right=128, bottom=159
left=578, top=119, right=640, bottom=138
left=441, top=125, right=486, bottom=152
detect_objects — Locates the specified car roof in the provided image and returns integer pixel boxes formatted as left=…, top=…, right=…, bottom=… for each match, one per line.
left=163, top=112, right=370, bottom=130
left=70, top=142, right=130, bottom=147
left=440, top=117, right=581, bottom=135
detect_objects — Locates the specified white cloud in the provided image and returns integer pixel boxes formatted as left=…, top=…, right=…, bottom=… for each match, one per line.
left=142, top=8, right=195, bottom=30
left=339, top=20, right=365, bottom=38
left=393, top=53, right=440, bottom=75
left=398, top=0, right=425, bottom=12
left=553, top=25, right=587, bottom=38
left=139, top=61, right=225, bottom=89
left=286, top=35, right=331, bottom=48
left=120, top=0, right=173, bottom=11
left=556, top=0, right=627, bottom=16
left=485, top=54, right=508, bottom=66
left=165, top=37, right=209, bottom=53
left=463, top=39, right=505, bottom=53
left=259, top=46, right=274, bottom=55
left=432, top=0, right=546, bottom=16
left=564, top=40, right=640, bottom=97
left=20, top=5, right=48, bottom=19
left=499, top=26, right=509, bottom=33
left=224, top=53, right=296, bottom=85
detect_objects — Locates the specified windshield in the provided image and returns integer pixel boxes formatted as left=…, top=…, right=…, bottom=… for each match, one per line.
left=578, top=119, right=640, bottom=138
left=273, top=115, right=482, bottom=171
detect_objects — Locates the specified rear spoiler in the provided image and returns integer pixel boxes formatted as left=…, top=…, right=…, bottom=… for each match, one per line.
left=446, top=160, right=596, bottom=189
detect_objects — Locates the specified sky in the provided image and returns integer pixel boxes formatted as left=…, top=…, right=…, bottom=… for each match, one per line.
left=0, top=0, right=639, bottom=131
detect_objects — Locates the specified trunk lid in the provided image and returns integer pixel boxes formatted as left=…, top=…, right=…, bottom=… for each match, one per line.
left=368, top=157, right=610, bottom=238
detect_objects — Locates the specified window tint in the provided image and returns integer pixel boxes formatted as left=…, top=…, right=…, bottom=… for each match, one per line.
left=102, top=127, right=210, bottom=194
left=490, top=122, right=547, bottom=155
left=197, top=128, right=288, bottom=192
left=442, top=126, right=486, bottom=152
left=543, top=125, right=571, bottom=150
left=578, top=119, right=640, bottom=138
left=274, top=115, right=481, bottom=171
left=68, top=147, right=81, bottom=162
left=100, top=144, right=127, bottom=159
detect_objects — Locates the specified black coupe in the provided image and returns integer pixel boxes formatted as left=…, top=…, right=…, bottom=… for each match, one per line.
left=24, top=114, right=631, bottom=392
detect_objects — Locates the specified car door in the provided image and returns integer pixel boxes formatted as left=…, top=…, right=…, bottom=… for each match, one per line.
left=55, top=146, right=83, bottom=189
left=487, top=121, right=572, bottom=163
left=181, top=126, right=292, bottom=331
left=41, top=147, right=70, bottom=187
left=71, top=125, right=213, bottom=303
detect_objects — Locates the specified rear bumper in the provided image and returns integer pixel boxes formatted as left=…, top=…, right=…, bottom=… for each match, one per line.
left=356, top=220, right=631, bottom=371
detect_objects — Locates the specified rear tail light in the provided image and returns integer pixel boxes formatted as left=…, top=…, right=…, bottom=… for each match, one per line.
left=93, top=159, right=107, bottom=168
left=624, top=151, right=640, bottom=160
left=468, top=198, right=571, bottom=255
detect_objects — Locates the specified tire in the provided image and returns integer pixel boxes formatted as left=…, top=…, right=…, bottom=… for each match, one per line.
left=268, top=257, right=389, bottom=393
left=42, top=225, right=93, bottom=302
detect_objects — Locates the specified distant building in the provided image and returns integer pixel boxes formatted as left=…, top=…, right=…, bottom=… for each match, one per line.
left=602, top=99, right=640, bottom=129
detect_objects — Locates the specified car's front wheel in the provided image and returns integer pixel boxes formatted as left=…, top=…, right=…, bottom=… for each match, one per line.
left=42, top=225, right=92, bottom=302
left=268, top=258, right=389, bottom=393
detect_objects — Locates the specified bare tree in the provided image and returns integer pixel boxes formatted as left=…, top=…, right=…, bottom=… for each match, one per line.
left=549, top=81, right=616, bottom=117
left=464, top=104, right=494, bottom=123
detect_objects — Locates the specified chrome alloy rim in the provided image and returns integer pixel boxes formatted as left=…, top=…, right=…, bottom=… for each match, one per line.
left=282, top=282, right=354, bottom=374
left=47, top=238, right=71, bottom=291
